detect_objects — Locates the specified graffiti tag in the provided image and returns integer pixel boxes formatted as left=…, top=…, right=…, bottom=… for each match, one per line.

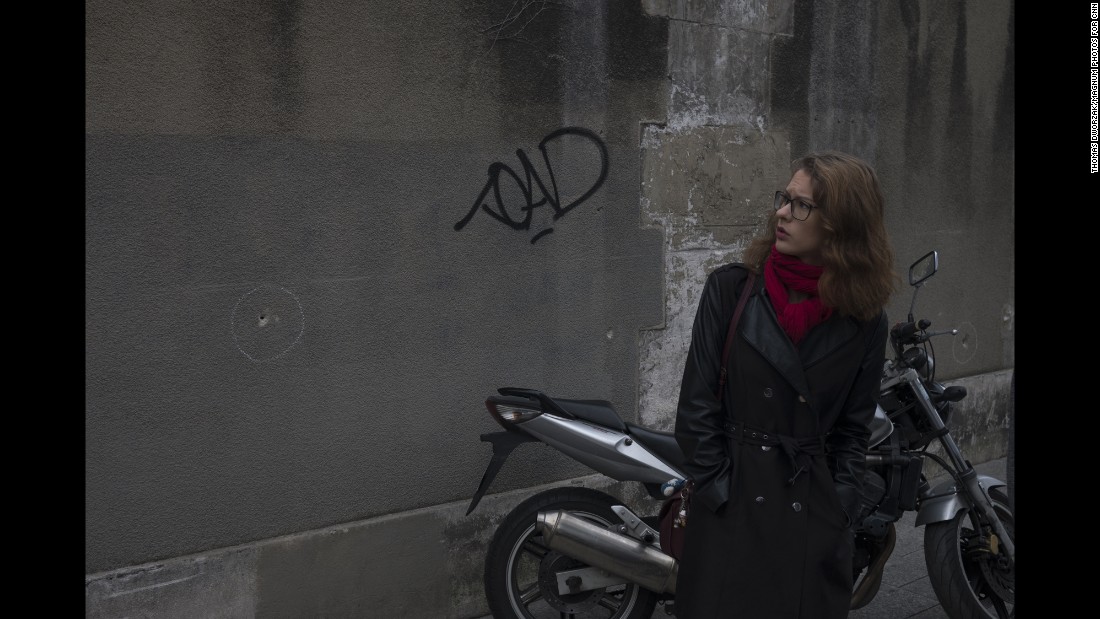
left=453, top=127, right=609, bottom=244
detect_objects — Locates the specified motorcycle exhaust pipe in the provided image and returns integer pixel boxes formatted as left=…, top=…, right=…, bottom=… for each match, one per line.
left=536, top=509, right=678, bottom=595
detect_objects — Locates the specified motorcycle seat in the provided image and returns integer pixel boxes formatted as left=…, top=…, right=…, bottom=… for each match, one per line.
left=553, top=398, right=627, bottom=431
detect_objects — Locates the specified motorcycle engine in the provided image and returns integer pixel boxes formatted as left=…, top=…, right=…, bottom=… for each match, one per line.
left=851, top=470, right=889, bottom=577
left=857, top=470, right=887, bottom=521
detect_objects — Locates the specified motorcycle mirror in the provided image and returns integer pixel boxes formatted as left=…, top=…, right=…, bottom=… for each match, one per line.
left=906, top=250, right=938, bottom=323
left=908, top=250, right=939, bottom=286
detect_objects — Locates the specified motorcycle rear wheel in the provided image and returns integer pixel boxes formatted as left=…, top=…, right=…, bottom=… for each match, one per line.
left=924, top=487, right=1014, bottom=618
left=484, top=486, right=660, bottom=619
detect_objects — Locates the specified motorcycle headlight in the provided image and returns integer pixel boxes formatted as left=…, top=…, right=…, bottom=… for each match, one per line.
left=924, top=383, right=953, bottom=425
left=485, top=396, right=543, bottom=429
left=920, top=355, right=934, bottom=381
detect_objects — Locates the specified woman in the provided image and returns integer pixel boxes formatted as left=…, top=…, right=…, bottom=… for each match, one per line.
left=673, top=151, right=897, bottom=618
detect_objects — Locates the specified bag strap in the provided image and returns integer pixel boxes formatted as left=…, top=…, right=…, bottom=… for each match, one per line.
left=716, top=269, right=756, bottom=398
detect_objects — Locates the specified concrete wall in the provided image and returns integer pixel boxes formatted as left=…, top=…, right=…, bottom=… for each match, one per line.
left=86, top=1, right=1014, bottom=617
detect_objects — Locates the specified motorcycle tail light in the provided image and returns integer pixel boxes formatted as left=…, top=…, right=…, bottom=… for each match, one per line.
left=485, top=397, right=543, bottom=428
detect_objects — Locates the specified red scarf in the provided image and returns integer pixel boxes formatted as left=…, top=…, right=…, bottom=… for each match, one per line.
left=764, top=245, right=833, bottom=345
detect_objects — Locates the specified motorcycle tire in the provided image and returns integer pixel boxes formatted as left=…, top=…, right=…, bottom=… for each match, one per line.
left=484, top=486, right=660, bottom=619
left=924, top=487, right=1015, bottom=619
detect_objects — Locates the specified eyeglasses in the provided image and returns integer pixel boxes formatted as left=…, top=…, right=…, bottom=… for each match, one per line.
left=773, top=191, right=818, bottom=221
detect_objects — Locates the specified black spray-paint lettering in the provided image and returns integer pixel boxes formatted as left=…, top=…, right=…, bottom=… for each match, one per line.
left=454, top=127, right=609, bottom=244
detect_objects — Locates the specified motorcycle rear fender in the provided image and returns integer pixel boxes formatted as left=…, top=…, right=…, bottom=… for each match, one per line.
left=914, top=474, right=1007, bottom=526
left=465, top=430, right=538, bottom=515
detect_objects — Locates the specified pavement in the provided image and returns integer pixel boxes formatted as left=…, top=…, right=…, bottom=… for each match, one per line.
left=475, top=457, right=1008, bottom=619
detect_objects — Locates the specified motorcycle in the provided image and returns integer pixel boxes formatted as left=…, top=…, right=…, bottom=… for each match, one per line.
left=466, top=250, right=1015, bottom=619
left=852, top=250, right=1014, bottom=617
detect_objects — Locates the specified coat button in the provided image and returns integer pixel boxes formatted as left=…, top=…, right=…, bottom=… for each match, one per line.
left=763, top=388, right=774, bottom=397
left=791, top=502, right=802, bottom=512
left=755, top=496, right=765, bottom=503
left=798, top=395, right=807, bottom=403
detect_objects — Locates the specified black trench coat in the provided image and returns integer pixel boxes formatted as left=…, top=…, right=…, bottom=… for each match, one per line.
left=674, top=263, right=887, bottom=619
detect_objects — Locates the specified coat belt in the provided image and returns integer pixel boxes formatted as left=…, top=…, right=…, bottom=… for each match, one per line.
left=723, top=421, right=826, bottom=485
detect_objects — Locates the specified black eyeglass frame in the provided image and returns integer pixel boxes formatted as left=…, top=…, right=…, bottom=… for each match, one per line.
left=773, top=190, right=819, bottom=221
